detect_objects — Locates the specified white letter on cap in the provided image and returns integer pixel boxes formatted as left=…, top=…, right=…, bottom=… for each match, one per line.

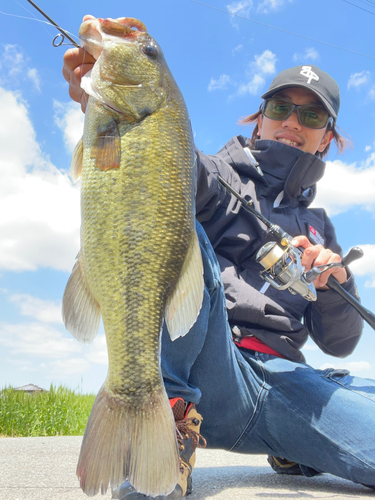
left=300, top=66, right=319, bottom=84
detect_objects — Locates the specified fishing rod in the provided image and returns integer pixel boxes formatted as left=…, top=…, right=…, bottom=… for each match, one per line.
left=25, top=0, right=80, bottom=47
left=218, top=175, right=375, bottom=331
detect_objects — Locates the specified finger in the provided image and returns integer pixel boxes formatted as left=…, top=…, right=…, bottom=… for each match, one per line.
left=83, top=14, right=96, bottom=22
left=70, top=63, right=95, bottom=87
left=292, top=235, right=312, bottom=250
left=65, top=62, right=95, bottom=106
left=63, top=47, right=96, bottom=77
left=301, top=244, right=324, bottom=271
left=312, top=252, right=340, bottom=287
left=317, top=255, right=346, bottom=287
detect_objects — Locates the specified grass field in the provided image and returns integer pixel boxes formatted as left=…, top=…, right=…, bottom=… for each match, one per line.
left=0, top=386, right=95, bottom=437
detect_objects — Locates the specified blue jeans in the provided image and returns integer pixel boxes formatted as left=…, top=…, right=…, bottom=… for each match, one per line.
left=161, top=222, right=375, bottom=486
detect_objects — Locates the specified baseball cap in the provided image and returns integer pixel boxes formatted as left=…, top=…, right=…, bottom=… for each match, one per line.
left=261, top=65, right=340, bottom=120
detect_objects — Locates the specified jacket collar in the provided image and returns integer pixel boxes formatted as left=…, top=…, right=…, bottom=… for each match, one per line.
left=216, top=136, right=326, bottom=208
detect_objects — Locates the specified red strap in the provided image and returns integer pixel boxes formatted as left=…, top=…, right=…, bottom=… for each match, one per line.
left=234, top=336, right=285, bottom=358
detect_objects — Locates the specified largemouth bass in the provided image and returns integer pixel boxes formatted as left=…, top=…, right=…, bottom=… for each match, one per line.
left=62, top=16, right=204, bottom=497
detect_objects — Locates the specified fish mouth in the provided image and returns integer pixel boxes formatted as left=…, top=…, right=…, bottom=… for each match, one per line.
left=79, top=17, right=148, bottom=58
left=100, top=18, right=147, bottom=39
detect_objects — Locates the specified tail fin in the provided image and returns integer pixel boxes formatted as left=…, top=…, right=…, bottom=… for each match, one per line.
left=77, top=384, right=179, bottom=497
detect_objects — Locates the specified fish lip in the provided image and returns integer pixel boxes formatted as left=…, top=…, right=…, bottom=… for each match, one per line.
left=79, top=17, right=144, bottom=57
left=98, top=18, right=147, bottom=40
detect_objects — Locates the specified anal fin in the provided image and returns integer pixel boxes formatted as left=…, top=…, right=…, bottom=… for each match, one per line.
left=71, top=137, right=83, bottom=183
left=62, top=252, right=100, bottom=344
left=165, top=230, right=204, bottom=340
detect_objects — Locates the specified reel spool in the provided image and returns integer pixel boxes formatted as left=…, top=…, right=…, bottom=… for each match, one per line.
left=256, top=242, right=317, bottom=302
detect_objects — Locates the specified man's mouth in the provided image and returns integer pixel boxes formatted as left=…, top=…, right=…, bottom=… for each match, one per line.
left=276, top=137, right=302, bottom=148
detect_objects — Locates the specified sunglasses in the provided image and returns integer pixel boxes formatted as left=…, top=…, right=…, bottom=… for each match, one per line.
left=261, top=98, right=334, bottom=130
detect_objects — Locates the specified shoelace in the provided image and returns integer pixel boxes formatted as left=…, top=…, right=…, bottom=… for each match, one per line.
left=175, top=416, right=207, bottom=450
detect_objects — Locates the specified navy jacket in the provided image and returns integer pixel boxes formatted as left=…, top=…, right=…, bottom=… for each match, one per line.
left=195, top=136, right=363, bottom=362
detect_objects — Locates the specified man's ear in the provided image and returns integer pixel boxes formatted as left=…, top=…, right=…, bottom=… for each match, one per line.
left=257, top=114, right=263, bottom=136
left=317, top=129, right=333, bottom=152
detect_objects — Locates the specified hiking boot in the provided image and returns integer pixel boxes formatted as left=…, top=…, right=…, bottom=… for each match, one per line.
left=267, top=455, right=303, bottom=475
left=112, top=398, right=206, bottom=500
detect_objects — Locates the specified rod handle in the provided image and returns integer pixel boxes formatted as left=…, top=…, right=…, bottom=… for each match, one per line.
left=327, top=275, right=375, bottom=331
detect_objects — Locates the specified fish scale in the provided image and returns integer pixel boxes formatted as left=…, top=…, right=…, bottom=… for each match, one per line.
left=62, top=15, right=204, bottom=498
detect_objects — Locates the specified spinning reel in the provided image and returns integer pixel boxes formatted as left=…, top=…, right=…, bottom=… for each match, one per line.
left=255, top=239, right=364, bottom=302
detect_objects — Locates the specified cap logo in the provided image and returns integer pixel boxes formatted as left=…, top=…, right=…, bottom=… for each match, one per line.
left=300, top=66, right=319, bottom=85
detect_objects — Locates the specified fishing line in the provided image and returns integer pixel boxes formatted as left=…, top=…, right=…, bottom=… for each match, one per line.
left=341, top=0, right=375, bottom=15
left=13, top=0, right=53, bottom=35
left=187, top=0, right=375, bottom=60
left=0, top=8, right=81, bottom=45
left=1, top=0, right=80, bottom=46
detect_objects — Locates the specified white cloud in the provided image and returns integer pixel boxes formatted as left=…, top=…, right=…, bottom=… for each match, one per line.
left=208, top=74, right=232, bottom=92
left=0, top=87, right=80, bottom=272
left=252, top=50, right=277, bottom=75
left=9, top=294, right=63, bottom=324
left=302, top=343, right=319, bottom=351
left=54, top=100, right=84, bottom=154
left=234, top=50, right=276, bottom=97
left=2, top=44, right=25, bottom=76
left=227, top=0, right=253, bottom=28
left=238, top=74, right=265, bottom=96
left=365, top=145, right=371, bottom=152
left=365, top=277, right=375, bottom=288
left=312, top=156, right=375, bottom=216
left=368, top=85, right=375, bottom=100
left=349, top=244, right=375, bottom=288
left=232, top=44, right=243, bottom=56
left=320, top=361, right=371, bottom=374
left=293, top=47, right=319, bottom=63
left=86, top=334, right=108, bottom=365
left=0, top=322, right=81, bottom=359
left=347, top=70, right=370, bottom=90
left=48, top=358, right=91, bottom=376
left=27, top=68, right=41, bottom=93
left=1, top=45, right=41, bottom=92
left=258, top=0, right=293, bottom=14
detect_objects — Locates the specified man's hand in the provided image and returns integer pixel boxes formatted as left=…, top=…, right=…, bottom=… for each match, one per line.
left=62, top=47, right=96, bottom=112
left=292, top=235, right=347, bottom=289
left=62, top=16, right=97, bottom=113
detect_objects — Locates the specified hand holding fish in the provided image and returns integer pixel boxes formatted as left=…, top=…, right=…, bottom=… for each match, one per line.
left=62, top=16, right=96, bottom=112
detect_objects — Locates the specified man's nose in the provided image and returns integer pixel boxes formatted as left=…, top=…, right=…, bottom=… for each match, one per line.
left=282, top=110, right=301, bottom=130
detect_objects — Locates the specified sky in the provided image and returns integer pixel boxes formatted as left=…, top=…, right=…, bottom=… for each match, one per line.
left=0, top=0, right=375, bottom=395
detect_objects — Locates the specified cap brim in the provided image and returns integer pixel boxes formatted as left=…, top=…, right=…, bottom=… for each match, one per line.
left=261, top=84, right=337, bottom=120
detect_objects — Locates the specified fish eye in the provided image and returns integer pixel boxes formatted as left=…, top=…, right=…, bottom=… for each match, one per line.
left=142, top=44, right=158, bottom=58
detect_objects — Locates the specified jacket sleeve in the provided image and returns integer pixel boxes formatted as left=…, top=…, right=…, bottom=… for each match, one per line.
left=194, top=146, right=239, bottom=222
left=304, top=210, right=364, bottom=357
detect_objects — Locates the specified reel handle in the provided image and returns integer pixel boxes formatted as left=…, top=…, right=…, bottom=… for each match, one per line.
left=327, top=275, right=375, bottom=331
left=341, top=246, right=364, bottom=267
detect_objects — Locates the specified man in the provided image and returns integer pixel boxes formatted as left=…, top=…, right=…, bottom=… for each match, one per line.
left=63, top=42, right=375, bottom=499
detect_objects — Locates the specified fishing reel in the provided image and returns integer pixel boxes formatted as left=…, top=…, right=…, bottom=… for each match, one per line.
left=256, top=240, right=364, bottom=302
left=256, top=239, right=317, bottom=301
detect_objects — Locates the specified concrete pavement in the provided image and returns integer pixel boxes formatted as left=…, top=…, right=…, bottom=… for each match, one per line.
left=0, top=436, right=373, bottom=500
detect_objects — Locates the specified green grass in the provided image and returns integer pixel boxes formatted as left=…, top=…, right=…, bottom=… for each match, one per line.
left=0, top=385, right=95, bottom=437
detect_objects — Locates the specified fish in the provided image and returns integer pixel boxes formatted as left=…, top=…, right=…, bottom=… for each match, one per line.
left=62, top=16, right=204, bottom=498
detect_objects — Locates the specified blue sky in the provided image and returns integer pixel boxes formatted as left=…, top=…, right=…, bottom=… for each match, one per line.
left=0, top=0, right=375, bottom=394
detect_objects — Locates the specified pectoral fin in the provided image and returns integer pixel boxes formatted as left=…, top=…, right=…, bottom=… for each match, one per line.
left=62, top=252, right=100, bottom=344
left=90, top=118, right=121, bottom=170
left=165, top=231, right=204, bottom=340
left=71, top=137, right=83, bottom=183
